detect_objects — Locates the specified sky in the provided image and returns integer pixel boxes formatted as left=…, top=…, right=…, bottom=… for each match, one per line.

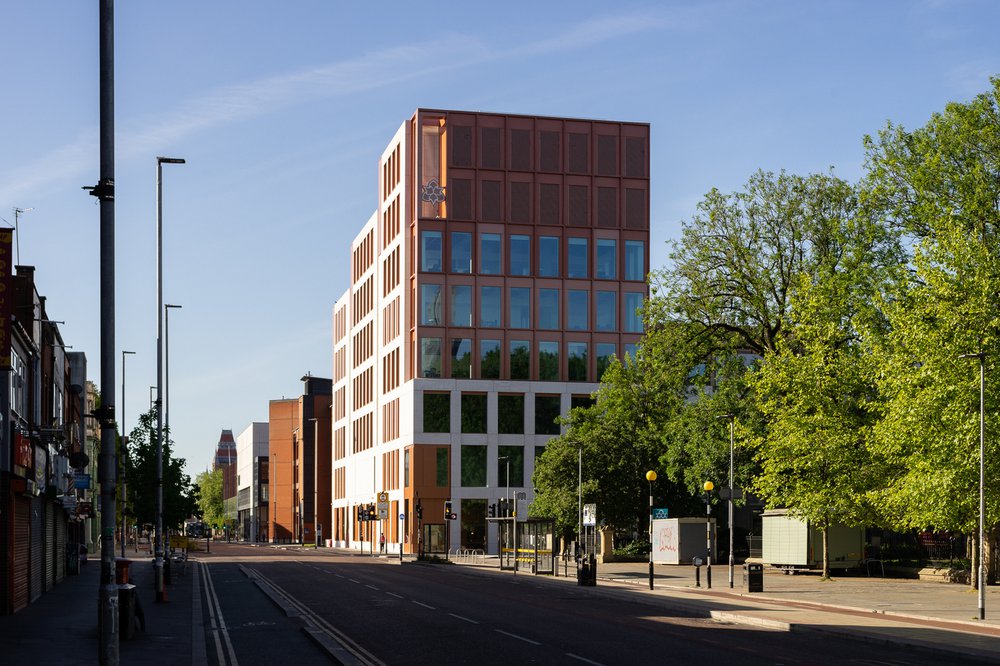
left=2, top=0, right=997, bottom=478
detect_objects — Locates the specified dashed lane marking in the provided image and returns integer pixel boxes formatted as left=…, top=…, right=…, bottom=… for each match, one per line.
left=412, top=601, right=436, bottom=610
left=495, top=629, right=540, bottom=645
left=448, top=613, right=479, bottom=624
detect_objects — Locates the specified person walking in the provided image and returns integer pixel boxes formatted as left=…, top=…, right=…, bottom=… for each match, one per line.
left=380, top=533, right=386, bottom=554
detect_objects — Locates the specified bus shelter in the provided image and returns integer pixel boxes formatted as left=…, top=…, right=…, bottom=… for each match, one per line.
left=499, top=517, right=556, bottom=574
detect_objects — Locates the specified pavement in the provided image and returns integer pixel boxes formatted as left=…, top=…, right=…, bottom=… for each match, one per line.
left=6, top=543, right=1000, bottom=664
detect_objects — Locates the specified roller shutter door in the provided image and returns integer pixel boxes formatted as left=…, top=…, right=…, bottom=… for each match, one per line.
left=29, top=496, right=42, bottom=602
left=55, top=509, right=66, bottom=582
left=45, top=501, right=55, bottom=591
left=12, top=496, right=29, bottom=612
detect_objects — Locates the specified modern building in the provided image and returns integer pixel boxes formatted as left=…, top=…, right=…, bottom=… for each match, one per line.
left=213, top=429, right=238, bottom=536
left=235, top=422, right=269, bottom=542
left=330, top=110, right=649, bottom=556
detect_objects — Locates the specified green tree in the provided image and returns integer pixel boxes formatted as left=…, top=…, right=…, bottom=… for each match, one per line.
left=195, top=468, right=225, bottom=532
left=125, top=407, right=196, bottom=531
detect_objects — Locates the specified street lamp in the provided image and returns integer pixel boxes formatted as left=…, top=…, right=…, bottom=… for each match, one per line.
left=646, top=470, right=656, bottom=590
left=960, top=351, right=986, bottom=620
left=704, top=480, right=714, bottom=589
left=164, top=304, right=181, bottom=449
left=155, top=155, right=184, bottom=603
left=498, top=455, right=510, bottom=568
left=120, top=350, right=136, bottom=558
left=718, top=414, right=736, bottom=588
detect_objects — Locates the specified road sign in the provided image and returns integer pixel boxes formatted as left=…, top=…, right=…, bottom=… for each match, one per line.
left=652, top=508, right=669, bottom=519
left=583, top=503, right=597, bottom=526
left=399, top=513, right=405, bottom=520
left=377, top=491, right=389, bottom=520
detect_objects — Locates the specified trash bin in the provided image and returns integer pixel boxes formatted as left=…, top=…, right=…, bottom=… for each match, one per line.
left=746, top=562, right=764, bottom=593
left=577, top=553, right=597, bottom=587
left=115, top=558, right=133, bottom=585
left=118, top=584, right=137, bottom=640
left=66, top=543, right=80, bottom=575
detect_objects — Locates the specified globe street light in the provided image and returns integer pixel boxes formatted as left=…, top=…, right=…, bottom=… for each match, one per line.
left=718, top=414, right=736, bottom=588
left=120, top=350, right=136, bottom=558
left=704, top=480, right=714, bottom=589
left=646, top=470, right=657, bottom=590
left=960, top=351, right=986, bottom=620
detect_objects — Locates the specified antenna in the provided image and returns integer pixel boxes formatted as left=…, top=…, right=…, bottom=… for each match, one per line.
left=13, top=207, right=33, bottom=265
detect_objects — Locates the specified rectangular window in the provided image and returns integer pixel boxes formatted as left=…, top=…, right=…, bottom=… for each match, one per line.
left=421, top=337, right=442, bottom=378
left=534, top=395, right=562, bottom=435
left=460, top=498, right=487, bottom=550
left=450, top=285, right=472, bottom=327
left=404, top=449, right=410, bottom=487
left=572, top=395, right=596, bottom=410
left=421, top=231, right=442, bottom=272
left=596, top=239, right=617, bottom=279
left=567, top=290, right=588, bottom=330
left=509, top=287, right=531, bottom=328
left=424, top=393, right=450, bottom=432
left=596, top=291, right=616, bottom=331
left=568, top=342, right=588, bottom=381
left=421, top=118, right=445, bottom=219
left=596, top=343, right=617, bottom=378
left=498, top=394, right=525, bottom=434
left=480, top=233, right=501, bottom=274
left=480, top=339, right=501, bottom=379
left=539, top=341, right=560, bottom=381
left=539, top=236, right=559, bottom=277
left=497, top=446, right=525, bottom=487
left=420, top=284, right=442, bottom=325
left=624, top=343, right=638, bottom=359
left=461, top=445, right=487, bottom=487
left=462, top=393, right=487, bottom=433
left=480, top=286, right=501, bottom=327
left=510, top=340, right=530, bottom=380
left=451, top=338, right=472, bottom=378
left=510, top=235, right=531, bottom=276
left=539, top=289, right=560, bottom=330
left=625, top=240, right=645, bottom=281
left=625, top=292, right=644, bottom=333
left=568, top=237, right=588, bottom=278
left=436, top=447, right=449, bottom=486
left=451, top=232, right=472, bottom=273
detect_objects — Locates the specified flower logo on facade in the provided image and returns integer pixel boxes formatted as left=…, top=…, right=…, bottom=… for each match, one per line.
left=421, top=178, right=446, bottom=205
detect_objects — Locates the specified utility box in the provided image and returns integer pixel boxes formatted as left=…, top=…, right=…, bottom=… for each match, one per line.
left=761, top=509, right=864, bottom=572
left=651, top=518, right=716, bottom=564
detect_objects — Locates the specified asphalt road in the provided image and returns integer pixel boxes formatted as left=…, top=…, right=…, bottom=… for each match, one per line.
left=200, top=544, right=979, bottom=666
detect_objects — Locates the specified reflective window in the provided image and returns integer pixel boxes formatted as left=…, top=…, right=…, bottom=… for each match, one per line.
left=480, top=286, right=501, bottom=327
left=510, top=340, right=530, bottom=379
left=539, top=341, right=560, bottom=381
left=625, top=240, right=645, bottom=281
left=539, top=236, right=559, bottom=277
left=461, top=393, right=487, bottom=433
left=510, top=235, right=531, bottom=276
left=567, top=290, right=588, bottom=330
left=498, top=395, right=524, bottom=434
left=423, top=392, right=450, bottom=432
left=509, top=287, right=531, bottom=328
left=568, top=342, right=588, bottom=381
left=625, top=292, right=644, bottom=333
left=420, top=117, right=446, bottom=219
left=451, top=232, right=472, bottom=273
left=451, top=338, right=472, bottom=378
left=420, top=284, right=442, bottom=325
left=461, top=444, right=487, bottom=486
left=498, top=445, right=525, bottom=486
left=421, top=231, right=442, bottom=272
left=596, top=343, right=617, bottom=378
left=596, top=291, right=616, bottom=331
left=538, top=289, right=559, bottom=330
left=624, top=343, right=639, bottom=359
left=480, top=233, right=501, bottom=274
left=568, top=237, right=588, bottom=278
left=450, top=285, right=473, bottom=327
left=596, top=239, right=617, bottom=279
left=534, top=395, right=561, bottom=435
left=480, top=339, right=501, bottom=379
left=421, top=337, right=442, bottom=378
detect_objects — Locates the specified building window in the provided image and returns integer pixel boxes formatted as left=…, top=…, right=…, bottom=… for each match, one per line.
left=421, top=230, right=442, bottom=272
left=451, top=232, right=472, bottom=273
left=538, top=289, right=559, bottom=330
left=539, top=341, right=560, bottom=381
left=421, top=117, right=446, bottom=219
left=480, top=286, right=501, bottom=327
left=451, top=338, right=472, bottom=378
left=509, top=287, right=531, bottom=328
left=436, top=447, right=449, bottom=486
left=460, top=499, right=486, bottom=550
left=624, top=343, right=638, bottom=359
left=568, top=237, right=588, bottom=278
left=450, top=285, right=473, bottom=327
left=421, top=337, right=442, bottom=378
left=596, top=239, right=617, bottom=279
left=480, top=339, right=501, bottom=379
left=420, top=284, right=442, bottom=325
left=510, top=340, right=530, bottom=380
left=404, top=449, right=410, bottom=487
left=534, top=395, right=561, bottom=435
left=480, top=233, right=501, bottom=274
left=539, top=235, right=559, bottom=277
left=596, top=343, right=617, bottom=378
left=498, top=394, right=525, bottom=434
left=572, top=395, right=596, bottom=410
left=461, top=445, right=487, bottom=487
left=497, top=446, right=525, bottom=487
left=461, top=393, right=487, bottom=433
left=625, top=240, right=645, bottom=281
left=510, top=235, right=531, bottom=276
left=424, top=392, right=450, bottom=432
left=596, top=291, right=616, bottom=331
left=625, top=292, right=644, bottom=333
left=567, top=290, right=588, bottom=330
left=568, top=342, right=588, bottom=381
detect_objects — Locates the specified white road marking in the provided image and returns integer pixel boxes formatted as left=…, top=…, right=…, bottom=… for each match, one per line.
left=448, top=613, right=479, bottom=624
left=495, top=629, right=540, bottom=645
left=349, top=578, right=361, bottom=584
left=567, top=653, right=605, bottom=666
left=365, top=584, right=379, bottom=590
left=386, top=592, right=404, bottom=599
left=412, top=600, right=436, bottom=610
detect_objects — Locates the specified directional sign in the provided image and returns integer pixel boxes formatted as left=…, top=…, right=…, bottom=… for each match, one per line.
left=583, top=503, right=597, bottom=527
left=377, top=492, right=389, bottom=520
left=652, top=508, right=669, bottom=520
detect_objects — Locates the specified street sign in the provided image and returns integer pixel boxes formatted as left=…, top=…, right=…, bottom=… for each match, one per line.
left=399, top=513, right=405, bottom=520
left=583, top=503, right=597, bottom=526
left=652, top=508, right=669, bottom=520
left=377, top=491, right=389, bottom=520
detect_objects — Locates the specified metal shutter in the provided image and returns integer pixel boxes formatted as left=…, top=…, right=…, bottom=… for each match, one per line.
left=55, top=509, right=66, bottom=582
left=44, top=501, right=55, bottom=590
left=30, top=496, right=42, bottom=602
left=12, top=496, right=30, bottom=612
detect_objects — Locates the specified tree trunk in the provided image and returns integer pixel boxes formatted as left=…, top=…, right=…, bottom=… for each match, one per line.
left=821, top=525, right=830, bottom=579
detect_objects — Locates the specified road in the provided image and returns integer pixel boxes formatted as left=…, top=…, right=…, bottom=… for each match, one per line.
left=199, top=543, right=975, bottom=665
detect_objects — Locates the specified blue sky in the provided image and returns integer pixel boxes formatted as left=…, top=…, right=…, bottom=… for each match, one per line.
left=2, top=0, right=997, bottom=477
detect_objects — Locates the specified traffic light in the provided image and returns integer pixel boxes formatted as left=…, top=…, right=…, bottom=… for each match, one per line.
left=368, top=504, right=377, bottom=521
left=356, top=505, right=364, bottom=522
left=488, top=503, right=496, bottom=519
left=416, top=503, right=423, bottom=520
left=444, top=500, right=452, bottom=520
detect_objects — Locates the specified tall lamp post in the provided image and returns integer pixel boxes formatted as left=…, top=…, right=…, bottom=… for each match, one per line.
left=718, top=414, right=736, bottom=588
left=704, top=480, right=714, bottom=589
left=154, top=155, right=184, bottom=603
left=646, top=470, right=656, bottom=590
left=164, top=304, right=181, bottom=447
left=960, top=351, right=986, bottom=620
left=120, top=350, right=135, bottom=557
left=499, top=455, right=510, bottom=568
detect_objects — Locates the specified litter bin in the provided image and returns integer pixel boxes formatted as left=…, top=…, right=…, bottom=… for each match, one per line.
left=577, top=553, right=597, bottom=587
left=118, top=584, right=137, bottom=640
left=115, top=558, right=133, bottom=584
left=746, top=562, right=764, bottom=593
